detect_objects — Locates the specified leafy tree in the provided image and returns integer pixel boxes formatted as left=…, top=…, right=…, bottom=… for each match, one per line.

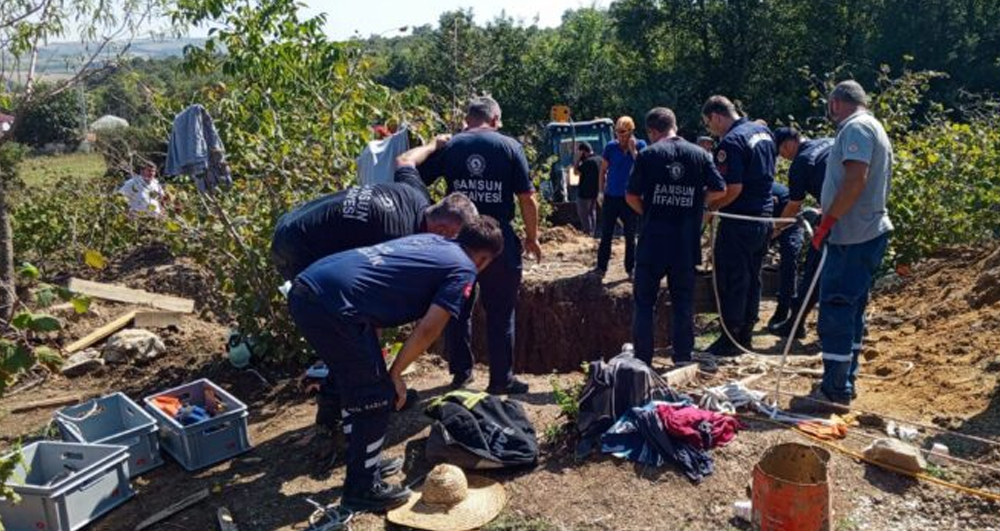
left=12, top=86, right=81, bottom=149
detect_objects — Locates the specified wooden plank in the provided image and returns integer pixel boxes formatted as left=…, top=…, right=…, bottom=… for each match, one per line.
left=134, top=311, right=182, bottom=329
left=135, top=488, right=210, bottom=531
left=664, top=363, right=700, bottom=389
left=64, top=311, right=137, bottom=354
left=10, top=395, right=83, bottom=413
left=68, top=278, right=195, bottom=313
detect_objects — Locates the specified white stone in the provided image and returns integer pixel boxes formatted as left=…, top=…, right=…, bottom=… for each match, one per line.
left=102, top=329, right=165, bottom=364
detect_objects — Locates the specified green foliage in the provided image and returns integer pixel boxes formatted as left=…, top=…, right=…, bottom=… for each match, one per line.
left=12, top=88, right=83, bottom=150
left=17, top=153, right=107, bottom=189
left=158, top=0, right=438, bottom=360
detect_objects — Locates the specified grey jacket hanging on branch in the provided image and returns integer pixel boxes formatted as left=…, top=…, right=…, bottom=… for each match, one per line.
left=166, top=104, right=233, bottom=193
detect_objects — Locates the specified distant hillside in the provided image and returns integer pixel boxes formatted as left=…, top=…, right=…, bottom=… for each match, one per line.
left=29, top=37, right=205, bottom=75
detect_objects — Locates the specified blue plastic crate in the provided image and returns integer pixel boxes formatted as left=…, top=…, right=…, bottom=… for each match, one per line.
left=0, top=441, right=133, bottom=531
left=143, top=378, right=251, bottom=471
left=55, top=392, right=163, bottom=477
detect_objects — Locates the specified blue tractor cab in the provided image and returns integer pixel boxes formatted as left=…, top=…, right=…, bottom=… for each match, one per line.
left=544, top=118, right=614, bottom=202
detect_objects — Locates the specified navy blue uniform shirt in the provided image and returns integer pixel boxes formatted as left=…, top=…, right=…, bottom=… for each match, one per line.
left=715, top=118, right=776, bottom=216
left=271, top=167, right=430, bottom=271
left=297, top=234, right=477, bottom=328
left=772, top=182, right=790, bottom=217
left=629, top=137, right=726, bottom=265
left=787, top=138, right=833, bottom=203
left=419, top=129, right=533, bottom=225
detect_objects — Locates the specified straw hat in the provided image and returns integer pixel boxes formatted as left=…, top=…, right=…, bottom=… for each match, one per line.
left=387, top=464, right=507, bottom=531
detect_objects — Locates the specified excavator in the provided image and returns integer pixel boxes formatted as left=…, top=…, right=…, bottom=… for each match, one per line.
left=543, top=106, right=613, bottom=203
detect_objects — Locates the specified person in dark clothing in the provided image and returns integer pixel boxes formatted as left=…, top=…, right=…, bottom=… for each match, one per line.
left=769, top=127, right=834, bottom=339
left=271, top=137, right=478, bottom=467
left=768, top=182, right=804, bottom=330
left=289, top=217, right=504, bottom=511
left=596, top=116, right=647, bottom=278
left=701, top=96, right=777, bottom=357
left=575, top=142, right=602, bottom=236
left=418, top=96, right=543, bottom=396
left=271, top=136, right=476, bottom=281
left=626, top=107, right=726, bottom=367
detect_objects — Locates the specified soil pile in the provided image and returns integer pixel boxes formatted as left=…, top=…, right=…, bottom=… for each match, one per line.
left=860, top=244, right=1000, bottom=426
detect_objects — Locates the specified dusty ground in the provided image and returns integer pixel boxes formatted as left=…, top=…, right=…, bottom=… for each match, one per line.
left=2, top=237, right=1000, bottom=530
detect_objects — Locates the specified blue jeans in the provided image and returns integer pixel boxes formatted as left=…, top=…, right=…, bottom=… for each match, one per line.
left=714, top=219, right=769, bottom=332
left=632, top=253, right=696, bottom=365
left=289, top=283, right=394, bottom=493
left=776, top=224, right=804, bottom=309
left=818, top=233, right=889, bottom=401
left=447, top=227, right=522, bottom=388
left=597, top=196, right=636, bottom=273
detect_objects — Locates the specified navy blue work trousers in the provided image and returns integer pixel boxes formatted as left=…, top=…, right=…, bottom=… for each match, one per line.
left=632, top=245, right=697, bottom=365
left=597, top=196, right=637, bottom=274
left=446, top=228, right=522, bottom=388
left=289, top=283, right=394, bottom=494
left=714, top=218, right=769, bottom=333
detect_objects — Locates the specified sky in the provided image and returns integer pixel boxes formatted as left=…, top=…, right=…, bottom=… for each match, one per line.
left=297, top=0, right=606, bottom=40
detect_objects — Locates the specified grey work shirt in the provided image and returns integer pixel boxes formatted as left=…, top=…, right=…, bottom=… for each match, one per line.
left=821, top=110, right=894, bottom=245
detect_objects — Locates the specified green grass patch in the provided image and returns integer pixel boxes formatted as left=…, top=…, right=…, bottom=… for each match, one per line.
left=19, top=152, right=106, bottom=188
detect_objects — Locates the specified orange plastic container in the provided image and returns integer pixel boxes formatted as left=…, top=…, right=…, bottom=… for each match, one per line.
left=752, top=443, right=831, bottom=531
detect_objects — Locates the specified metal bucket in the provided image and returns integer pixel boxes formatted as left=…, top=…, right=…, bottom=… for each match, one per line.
left=752, top=443, right=831, bottom=531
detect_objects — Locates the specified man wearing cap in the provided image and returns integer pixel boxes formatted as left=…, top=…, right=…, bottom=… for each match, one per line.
left=272, top=137, right=478, bottom=460
left=289, top=217, right=504, bottom=510
left=419, top=96, right=542, bottom=395
left=701, top=96, right=777, bottom=356
left=807, top=80, right=894, bottom=408
left=575, top=142, right=602, bottom=236
left=767, top=182, right=804, bottom=331
left=626, top=107, right=727, bottom=367
left=596, top=116, right=647, bottom=278
left=769, top=126, right=834, bottom=338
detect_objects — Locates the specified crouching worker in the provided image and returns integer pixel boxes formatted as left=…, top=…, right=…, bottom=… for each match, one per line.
left=288, top=217, right=504, bottom=511
left=271, top=136, right=478, bottom=464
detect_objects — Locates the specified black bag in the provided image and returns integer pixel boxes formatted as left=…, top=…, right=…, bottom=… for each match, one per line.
left=425, top=391, right=538, bottom=469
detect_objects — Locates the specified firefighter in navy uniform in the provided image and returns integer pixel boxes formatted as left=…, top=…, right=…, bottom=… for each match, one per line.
left=419, top=96, right=543, bottom=395
left=288, top=218, right=504, bottom=511
left=626, top=107, right=727, bottom=367
left=769, top=127, right=835, bottom=339
left=701, top=96, right=777, bottom=356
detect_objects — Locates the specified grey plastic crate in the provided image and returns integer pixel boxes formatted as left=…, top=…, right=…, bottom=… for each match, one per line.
left=143, top=378, right=251, bottom=471
left=55, top=392, right=163, bottom=477
left=0, top=441, right=133, bottom=531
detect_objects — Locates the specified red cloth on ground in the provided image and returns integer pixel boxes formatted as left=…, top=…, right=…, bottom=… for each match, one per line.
left=655, top=404, right=741, bottom=450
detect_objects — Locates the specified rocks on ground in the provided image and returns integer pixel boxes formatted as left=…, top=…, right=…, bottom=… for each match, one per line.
left=102, top=329, right=166, bottom=364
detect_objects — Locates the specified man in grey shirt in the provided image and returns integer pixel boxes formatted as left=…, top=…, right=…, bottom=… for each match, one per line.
left=807, top=80, right=894, bottom=408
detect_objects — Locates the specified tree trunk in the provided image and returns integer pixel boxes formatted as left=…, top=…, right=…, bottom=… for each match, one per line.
left=0, top=180, right=15, bottom=322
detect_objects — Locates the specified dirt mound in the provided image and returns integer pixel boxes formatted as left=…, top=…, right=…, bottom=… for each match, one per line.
left=860, top=242, right=1000, bottom=426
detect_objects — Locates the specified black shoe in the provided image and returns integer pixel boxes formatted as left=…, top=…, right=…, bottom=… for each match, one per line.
left=706, top=334, right=741, bottom=357
left=737, top=327, right=754, bottom=350
left=341, top=480, right=412, bottom=512
left=591, top=267, right=607, bottom=279
left=449, top=373, right=475, bottom=390
left=767, top=305, right=789, bottom=330
left=769, top=318, right=806, bottom=339
left=378, top=456, right=404, bottom=478
left=789, top=388, right=851, bottom=415
left=487, top=377, right=529, bottom=395
left=314, top=424, right=346, bottom=471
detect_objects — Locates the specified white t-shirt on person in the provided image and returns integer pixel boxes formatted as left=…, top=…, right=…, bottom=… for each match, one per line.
left=118, top=175, right=164, bottom=216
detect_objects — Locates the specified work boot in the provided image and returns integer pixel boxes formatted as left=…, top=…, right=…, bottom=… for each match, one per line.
left=487, top=377, right=529, bottom=395
left=314, top=424, right=346, bottom=471
left=789, top=387, right=850, bottom=415
left=341, top=480, right=412, bottom=512
left=706, top=333, right=741, bottom=358
left=767, top=304, right=789, bottom=330
left=378, top=456, right=404, bottom=478
left=769, top=317, right=806, bottom=339
left=737, top=327, right=754, bottom=351
left=449, top=373, right=475, bottom=390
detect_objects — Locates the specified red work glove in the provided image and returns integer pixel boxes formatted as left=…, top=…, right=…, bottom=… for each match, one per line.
left=812, top=215, right=838, bottom=250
